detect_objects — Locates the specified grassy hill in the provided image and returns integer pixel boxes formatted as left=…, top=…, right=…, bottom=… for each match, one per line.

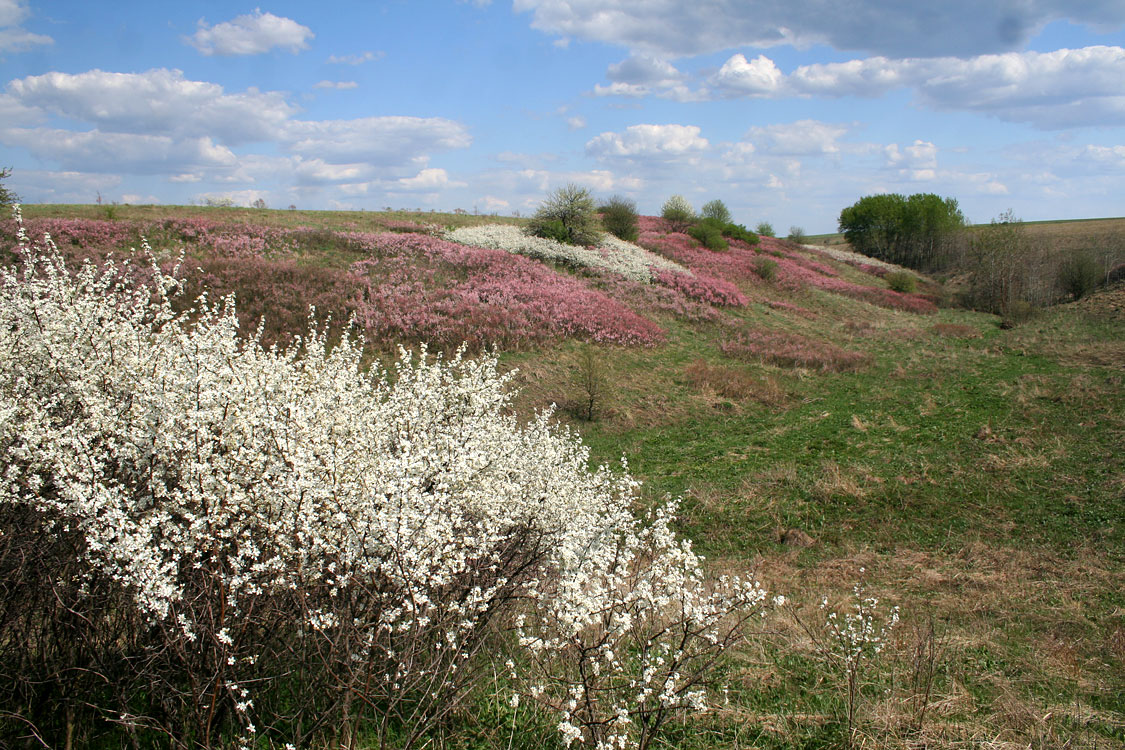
left=5, top=204, right=1124, bottom=749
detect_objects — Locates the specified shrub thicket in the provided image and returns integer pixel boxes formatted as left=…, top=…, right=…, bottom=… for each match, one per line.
left=1058, top=251, right=1102, bottom=300
left=527, top=183, right=601, bottom=246
left=662, top=194, right=696, bottom=232
left=755, top=221, right=776, bottom=237
left=884, top=270, right=917, bottom=294
left=787, top=226, right=806, bottom=243
left=688, top=219, right=729, bottom=251
left=598, top=195, right=640, bottom=241
left=838, top=193, right=965, bottom=270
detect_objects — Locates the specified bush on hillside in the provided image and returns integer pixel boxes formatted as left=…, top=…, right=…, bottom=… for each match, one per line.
left=527, top=183, right=601, bottom=246
left=598, top=195, right=639, bottom=242
left=755, top=221, right=775, bottom=237
left=884, top=270, right=918, bottom=294
left=723, top=223, right=760, bottom=245
left=688, top=219, right=728, bottom=251
left=700, top=199, right=732, bottom=225
left=661, top=194, right=696, bottom=232
left=0, top=215, right=767, bottom=750
left=787, top=226, right=806, bottom=243
left=1057, top=251, right=1102, bottom=300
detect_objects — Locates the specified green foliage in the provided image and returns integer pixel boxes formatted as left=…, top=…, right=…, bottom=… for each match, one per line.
left=598, top=195, right=639, bottom=242
left=755, top=221, right=775, bottom=237
left=884, top=270, right=917, bottom=294
left=532, top=218, right=571, bottom=244
left=722, top=223, right=760, bottom=245
left=752, top=257, right=778, bottom=281
left=688, top=219, right=729, bottom=251
left=0, top=168, right=16, bottom=208
left=787, top=226, right=806, bottom=243
left=838, top=193, right=965, bottom=270
left=527, top=183, right=601, bottom=246
left=1057, top=251, right=1102, bottom=300
left=662, top=194, right=696, bottom=232
left=700, top=199, right=732, bottom=226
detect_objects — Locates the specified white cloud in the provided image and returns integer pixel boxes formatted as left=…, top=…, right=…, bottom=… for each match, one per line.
left=281, top=116, right=471, bottom=164
left=479, top=195, right=510, bottom=212
left=313, top=80, right=359, bottom=90
left=586, top=124, right=709, bottom=159
left=186, top=10, right=313, bottom=56
left=712, top=54, right=783, bottom=96
left=397, top=168, right=465, bottom=190
left=745, top=120, right=850, bottom=156
left=566, top=115, right=587, bottom=131
left=0, top=0, right=27, bottom=26
left=7, top=69, right=297, bottom=145
left=1079, top=144, right=1125, bottom=168
left=513, top=0, right=1125, bottom=58
left=0, top=0, right=51, bottom=52
left=705, top=46, right=1125, bottom=128
left=327, top=50, right=382, bottom=65
left=0, top=128, right=238, bottom=173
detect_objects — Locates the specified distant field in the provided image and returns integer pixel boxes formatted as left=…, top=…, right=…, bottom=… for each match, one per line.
left=805, top=215, right=1125, bottom=248
left=4, top=204, right=1124, bottom=750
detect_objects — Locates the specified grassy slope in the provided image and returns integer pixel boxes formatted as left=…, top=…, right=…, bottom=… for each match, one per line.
left=12, top=204, right=1125, bottom=749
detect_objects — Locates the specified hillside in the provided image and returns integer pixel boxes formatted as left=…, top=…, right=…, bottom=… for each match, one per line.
left=4, top=204, right=1124, bottom=750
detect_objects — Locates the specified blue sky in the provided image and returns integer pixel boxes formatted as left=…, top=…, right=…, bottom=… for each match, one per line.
left=1, top=0, right=1123, bottom=232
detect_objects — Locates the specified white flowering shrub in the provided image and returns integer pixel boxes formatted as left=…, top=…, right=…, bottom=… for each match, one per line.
left=810, top=579, right=900, bottom=747
left=0, top=211, right=767, bottom=749
left=445, top=223, right=689, bottom=283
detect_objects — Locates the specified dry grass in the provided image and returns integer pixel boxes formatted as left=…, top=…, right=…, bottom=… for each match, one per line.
left=684, top=359, right=788, bottom=405
left=931, top=323, right=982, bottom=339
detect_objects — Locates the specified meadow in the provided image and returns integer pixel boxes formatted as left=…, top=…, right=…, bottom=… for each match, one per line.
left=2, top=203, right=1123, bottom=750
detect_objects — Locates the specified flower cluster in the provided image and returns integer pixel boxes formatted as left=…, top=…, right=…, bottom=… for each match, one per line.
left=0, top=213, right=759, bottom=748
left=346, top=231, right=665, bottom=348
left=445, top=223, right=689, bottom=283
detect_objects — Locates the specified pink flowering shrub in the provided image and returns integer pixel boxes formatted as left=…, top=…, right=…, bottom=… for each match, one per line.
left=721, top=329, right=872, bottom=372
left=652, top=268, right=748, bottom=307
left=347, top=232, right=664, bottom=348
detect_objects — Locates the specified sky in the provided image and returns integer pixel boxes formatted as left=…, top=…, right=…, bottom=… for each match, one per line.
left=1, top=0, right=1124, bottom=233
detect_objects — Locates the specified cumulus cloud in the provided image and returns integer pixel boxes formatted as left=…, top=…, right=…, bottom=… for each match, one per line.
left=0, top=0, right=51, bottom=52
left=705, top=46, right=1125, bottom=128
left=744, top=120, right=851, bottom=156
left=712, top=54, right=784, bottom=96
left=313, top=80, right=359, bottom=90
left=513, top=0, right=1125, bottom=59
left=397, top=168, right=465, bottom=190
left=0, top=128, right=238, bottom=174
left=586, top=124, right=709, bottom=159
left=186, top=9, right=313, bottom=56
left=281, top=116, right=471, bottom=164
left=7, top=69, right=297, bottom=145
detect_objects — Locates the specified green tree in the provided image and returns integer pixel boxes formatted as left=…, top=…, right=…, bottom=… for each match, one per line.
left=527, top=183, right=601, bottom=246
left=700, top=199, right=732, bottom=225
left=0, top=168, right=17, bottom=209
left=755, top=221, right=775, bottom=237
left=838, top=193, right=965, bottom=270
left=598, top=195, right=639, bottom=242
left=661, top=194, right=695, bottom=232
